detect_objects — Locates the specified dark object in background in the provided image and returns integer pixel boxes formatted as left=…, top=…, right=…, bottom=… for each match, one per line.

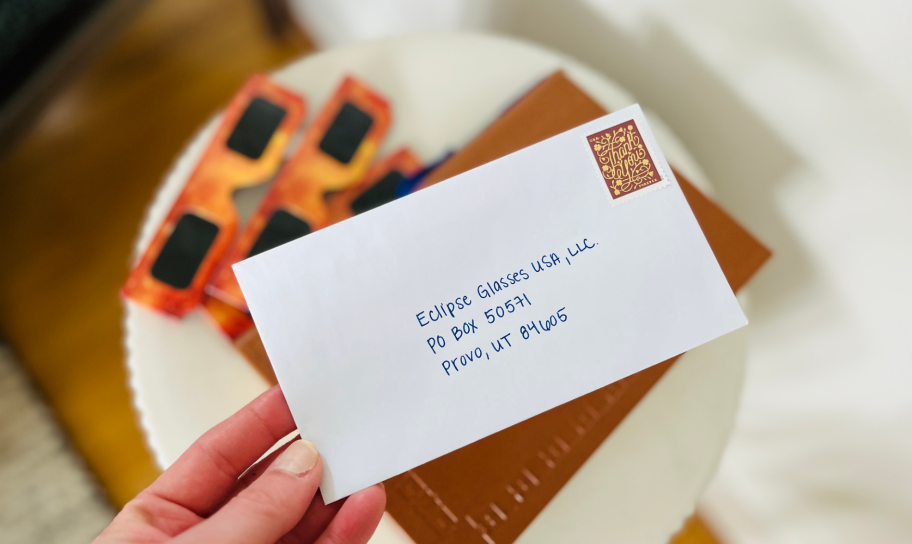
left=151, top=213, right=220, bottom=289
left=0, top=0, right=293, bottom=158
left=0, top=0, right=148, bottom=157
left=257, top=0, right=293, bottom=37
left=319, top=102, right=373, bottom=164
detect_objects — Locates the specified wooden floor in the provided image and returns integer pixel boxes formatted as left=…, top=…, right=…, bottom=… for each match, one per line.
left=0, top=0, right=723, bottom=541
left=0, top=0, right=312, bottom=507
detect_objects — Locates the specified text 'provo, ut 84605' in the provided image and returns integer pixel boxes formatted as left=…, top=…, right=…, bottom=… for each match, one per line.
left=413, top=237, right=598, bottom=376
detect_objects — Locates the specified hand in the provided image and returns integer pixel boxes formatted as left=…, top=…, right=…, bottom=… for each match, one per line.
left=95, top=386, right=386, bottom=544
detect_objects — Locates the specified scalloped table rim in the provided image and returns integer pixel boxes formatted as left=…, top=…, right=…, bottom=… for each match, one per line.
left=123, top=33, right=747, bottom=544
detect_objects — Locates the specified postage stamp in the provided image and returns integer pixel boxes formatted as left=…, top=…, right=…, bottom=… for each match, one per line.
left=586, top=119, right=668, bottom=205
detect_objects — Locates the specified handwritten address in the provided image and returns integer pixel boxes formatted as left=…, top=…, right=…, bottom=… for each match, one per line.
left=412, top=237, right=598, bottom=376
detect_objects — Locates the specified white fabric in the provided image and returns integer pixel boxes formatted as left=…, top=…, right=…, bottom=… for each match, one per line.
left=289, top=1, right=912, bottom=543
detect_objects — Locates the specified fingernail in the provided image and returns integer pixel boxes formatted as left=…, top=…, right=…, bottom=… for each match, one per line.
left=272, top=440, right=319, bottom=476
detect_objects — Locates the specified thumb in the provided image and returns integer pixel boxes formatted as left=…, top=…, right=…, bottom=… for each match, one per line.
left=173, top=439, right=322, bottom=544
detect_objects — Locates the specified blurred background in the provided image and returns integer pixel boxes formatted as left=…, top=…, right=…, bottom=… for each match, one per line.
left=1, top=0, right=910, bottom=543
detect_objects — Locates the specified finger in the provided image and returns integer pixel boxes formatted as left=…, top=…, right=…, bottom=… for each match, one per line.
left=225, top=441, right=344, bottom=544
left=217, top=436, right=343, bottom=539
left=148, top=385, right=297, bottom=515
left=217, top=436, right=299, bottom=507
left=278, top=490, right=344, bottom=544
left=312, top=484, right=386, bottom=544
left=173, top=440, right=322, bottom=544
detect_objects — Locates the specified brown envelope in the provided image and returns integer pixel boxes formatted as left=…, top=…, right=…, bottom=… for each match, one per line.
left=382, top=71, right=770, bottom=544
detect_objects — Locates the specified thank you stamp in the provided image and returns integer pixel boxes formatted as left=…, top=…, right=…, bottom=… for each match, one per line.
left=586, top=120, right=668, bottom=204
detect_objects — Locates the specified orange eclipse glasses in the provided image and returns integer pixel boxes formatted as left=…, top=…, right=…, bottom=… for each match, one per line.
left=205, top=76, right=393, bottom=314
left=122, top=74, right=306, bottom=317
left=201, top=149, right=422, bottom=358
left=207, top=146, right=424, bottom=382
left=325, top=147, right=424, bottom=225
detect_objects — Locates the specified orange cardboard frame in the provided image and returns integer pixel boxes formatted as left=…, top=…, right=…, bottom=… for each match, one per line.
left=122, top=74, right=306, bottom=317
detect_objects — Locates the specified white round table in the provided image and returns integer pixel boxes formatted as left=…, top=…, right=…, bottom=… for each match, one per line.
left=124, top=33, right=747, bottom=544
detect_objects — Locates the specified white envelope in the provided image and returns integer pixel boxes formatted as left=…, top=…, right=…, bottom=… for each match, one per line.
left=234, top=105, right=746, bottom=502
